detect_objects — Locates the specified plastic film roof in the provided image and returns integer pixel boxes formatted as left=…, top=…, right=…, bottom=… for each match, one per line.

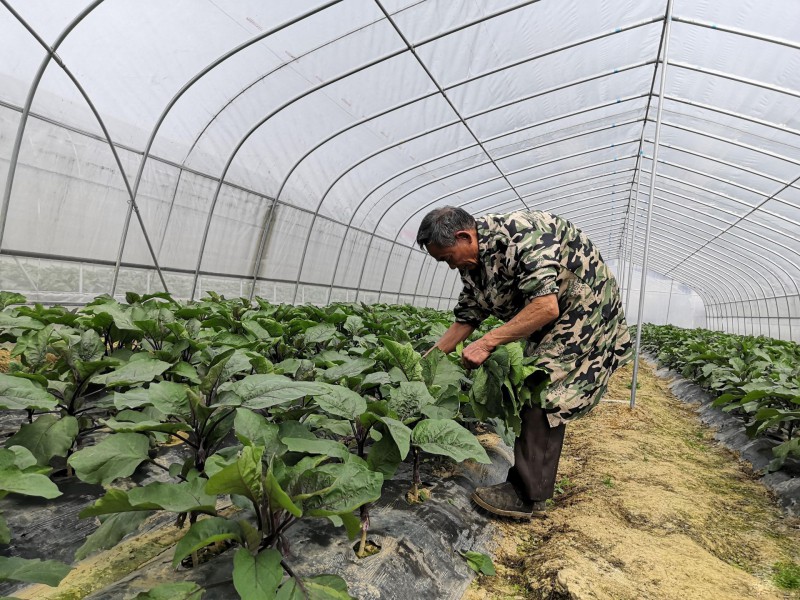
left=0, top=0, right=798, bottom=340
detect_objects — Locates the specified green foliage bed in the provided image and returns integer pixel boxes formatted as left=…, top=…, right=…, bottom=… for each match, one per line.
left=0, top=291, right=534, bottom=598
left=639, top=324, right=800, bottom=472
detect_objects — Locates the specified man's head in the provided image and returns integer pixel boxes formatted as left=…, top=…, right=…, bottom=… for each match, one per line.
left=416, top=206, right=480, bottom=270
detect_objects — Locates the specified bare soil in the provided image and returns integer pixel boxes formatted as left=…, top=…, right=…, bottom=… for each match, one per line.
left=464, top=361, right=800, bottom=600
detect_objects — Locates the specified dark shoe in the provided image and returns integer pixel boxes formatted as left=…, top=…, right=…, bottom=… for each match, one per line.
left=471, top=482, right=545, bottom=519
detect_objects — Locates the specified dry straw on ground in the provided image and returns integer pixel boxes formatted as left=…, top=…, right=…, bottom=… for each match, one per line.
left=465, top=361, right=800, bottom=600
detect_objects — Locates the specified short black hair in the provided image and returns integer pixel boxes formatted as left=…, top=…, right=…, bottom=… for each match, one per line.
left=416, top=206, right=476, bottom=249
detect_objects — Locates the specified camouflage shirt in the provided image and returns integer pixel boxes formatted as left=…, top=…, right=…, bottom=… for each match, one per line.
left=454, top=210, right=633, bottom=427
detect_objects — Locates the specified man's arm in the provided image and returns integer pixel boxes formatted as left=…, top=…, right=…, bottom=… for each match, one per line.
left=424, top=321, right=476, bottom=357
left=461, top=294, right=559, bottom=368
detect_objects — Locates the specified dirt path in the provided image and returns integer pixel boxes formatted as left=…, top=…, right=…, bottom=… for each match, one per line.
left=464, top=361, right=800, bottom=600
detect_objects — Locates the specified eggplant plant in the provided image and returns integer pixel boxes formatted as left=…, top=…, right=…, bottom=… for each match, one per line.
left=639, top=324, right=800, bottom=471
left=0, top=445, right=72, bottom=589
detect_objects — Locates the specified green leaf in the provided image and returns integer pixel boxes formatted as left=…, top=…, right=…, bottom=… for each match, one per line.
left=102, top=419, right=192, bottom=435
left=5, top=415, right=78, bottom=466
left=366, top=434, right=402, bottom=479
left=169, top=361, right=201, bottom=384
left=314, top=385, right=367, bottom=421
left=91, top=357, right=172, bottom=387
left=388, top=381, right=435, bottom=420
left=205, top=446, right=263, bottom=503
left=3, top=445, right=38, bottom=470
left=79, top=488, right=155, bottom=518
left=422, top=349, right=464, bottom=390
left=379, top=417, right=412, bottom=460
left=361, top=371, right=392, bottom=389
left=343, top=315, right=364, bottom=335
left=282, top=437, right=351, bottom=461
left=82, top=300, right=139, bottom=331
left=321, top=359, right=376, bottom=382
left=114, top=381, right=191, bottom=418
left=304, top=323, right=338, bottom=345
left=460, top=550, right=496, bottom=575
left=134, top=582, right=205, bottom=600
left=233, top=548, right=283, bottom=600
left=0, top=374, right=58, bottom=411
left=172, top=517, right=243, bottom=568
left=0, top=449, right=61, bottom=499
left=0, top=556, right=71, bottom=586
left=277, top=575, right=355, bottom=600
left=265, top=466, right=302, bottom=518
left=67, top=433, right=151, bottom=485
left=304, top=414, right=353, bottom=437
left=412, top=419, right=490, bottom=464
left=295, top=462, right=382, bottom=516
left=218, top=374, right=329, bottom=410
left=234, top=409, right=286, bottom=458
left=75, top=510, right=153, bottom=561
left=378, top=339, right=423, bottom=381
left=0, top=292, right=26, bottom=310
left=127, top=477, right=217, bottom=514
left=0, top=311, right=45, bottom=333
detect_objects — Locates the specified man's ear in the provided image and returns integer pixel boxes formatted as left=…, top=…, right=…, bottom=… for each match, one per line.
left=454, top=229, right=473, bottom=243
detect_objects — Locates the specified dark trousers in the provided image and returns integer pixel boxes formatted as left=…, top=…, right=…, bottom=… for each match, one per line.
left=506, top=404, right=566, bottom=502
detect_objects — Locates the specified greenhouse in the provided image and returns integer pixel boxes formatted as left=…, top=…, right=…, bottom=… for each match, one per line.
left=0, top=1, right=798, bottom=599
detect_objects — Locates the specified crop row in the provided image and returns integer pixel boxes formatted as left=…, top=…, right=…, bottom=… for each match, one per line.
left=638, top=324, right=800, bottom=472
left=0, top=291, right=535, bottom=599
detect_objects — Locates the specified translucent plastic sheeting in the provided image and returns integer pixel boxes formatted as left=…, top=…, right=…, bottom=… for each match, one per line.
left=0, top=0, right=799, bottom=342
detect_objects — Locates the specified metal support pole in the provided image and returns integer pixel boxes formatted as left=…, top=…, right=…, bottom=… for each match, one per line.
left=625, top=161, right=643, bottom=315
left=631, top=0, right=673, bottom=409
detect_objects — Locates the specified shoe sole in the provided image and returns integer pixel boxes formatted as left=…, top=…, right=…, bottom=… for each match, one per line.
left=471, top=492, right=547, bottom=520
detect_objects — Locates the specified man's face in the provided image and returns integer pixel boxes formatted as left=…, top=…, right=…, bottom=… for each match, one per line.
left=425, top=230, right=479, bottom=271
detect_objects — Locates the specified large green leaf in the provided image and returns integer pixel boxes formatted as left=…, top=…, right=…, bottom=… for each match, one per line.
left=114, top=381, right=191, bottom=418
left=205, top=446, right=263, bottom=503
left=265, top=466, right=302, bottom=518
left=295, top=462, right=382, bottom=517
left=102, top=419, right=192, bottom=435
left=218, top=374, right=329, bottom=409
left=422, top=349, right=464, bottom=390
left=0, top=447, right=61, bottom=499
left=234, top=409, right=286, bottom=458
left=127, top=477, right=216, bottom=514
left=276, top=574, right=355, bottom=600
left=134, top=582, right=205, bottom=600
left=412, top=419, right=490, bottom=464
left=0, top=374, right=58, bottom=411
left=0, top=312, right=45, bottom=333
left=5, top=415, right=78, bottom=465
left=304, top=323, right=337, bottom=345
left=378, top=338, right=423, bottom=381
left=75, top=510, right=153, bottom=561
left=81, top=300, right=139, bottom=331
left=67, top=433, right=151, bottom=485
left=388, top=381, right=435, bottom=421
left=91, top=357, right=172, bottom=387
left=172, top=517, right=243, bottom=567
left=321, top=359, right=375, bottom=382
left=379, top=417, right=412, bottom=460
left=314, top=385, right=367, bottom=421
left=365, top=434, right=402, bottom=479
left=79, top=488, right=155, bottom=518
left=0, top=291, right=26, bottom=310
left=282, top=438, right=350, bottom=461
left=233, top=548, right=283, bottom=600
left=0, top=556, right=71, bottom=586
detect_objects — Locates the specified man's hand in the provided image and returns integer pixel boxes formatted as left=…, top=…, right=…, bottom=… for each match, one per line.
left=461, top=339, right=494, bottom=369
